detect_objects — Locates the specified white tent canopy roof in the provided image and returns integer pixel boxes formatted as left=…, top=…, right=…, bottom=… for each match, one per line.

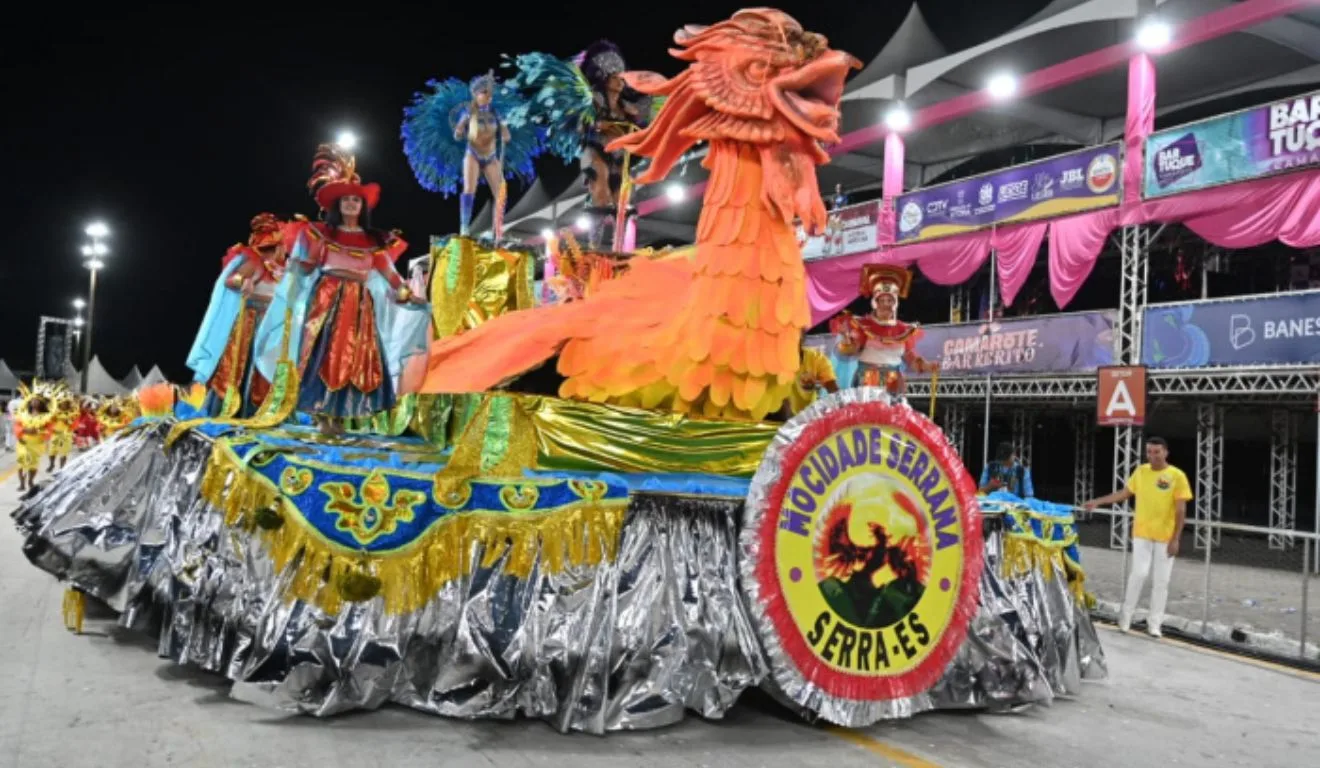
left=83, top=356, right=127, bottom=396
left=0, top=359, right=19, bottom=391
left=140, top=366, right=168, bottom=387
left=120, top=365, right=143, bottom=390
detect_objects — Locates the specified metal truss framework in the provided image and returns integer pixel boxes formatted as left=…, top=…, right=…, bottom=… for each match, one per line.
left=1269, top=410, right=1299, bottom=550
left=1117, top=225, right=1151, bottom=368
left=1195, top=404, right=1225, bottom=550
left=1010, top=410, right=1031, bottom=467
left=1111, top=425, right=1143, bottom=550
left=940, top=404, right=967, bottom=459
left=1072, top=413, right=1095, bottom=515
left=909, top=367, right=1320, bottom=404
left=34, top=315, right=75, bottom=382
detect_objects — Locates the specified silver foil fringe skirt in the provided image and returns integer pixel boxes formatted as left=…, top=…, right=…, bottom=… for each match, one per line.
left=12, top=424, right=1105, bottom=733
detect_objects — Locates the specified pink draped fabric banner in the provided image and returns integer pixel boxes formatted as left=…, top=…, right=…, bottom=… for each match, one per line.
left=1047, top=209, right=1120, bottom=308
left=805, top=221, right=1048, bottom=324
left=993, top=223, right=1048, bottom=307
left=1150, top=171, right=1320, bottom=248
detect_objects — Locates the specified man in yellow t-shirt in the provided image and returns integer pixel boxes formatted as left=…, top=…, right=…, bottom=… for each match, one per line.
left=1084, top=436, right=1192, bottom=637
left=787, top=346, right=839, bottom=415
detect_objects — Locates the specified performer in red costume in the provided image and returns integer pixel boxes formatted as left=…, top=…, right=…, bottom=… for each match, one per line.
left=830, top=265, right=938, bottom=395
left=187, top=213, right=287, bottom=417
left=252, top=145, right=430, bottom=435
left=73, top=397, right=101, bottom=449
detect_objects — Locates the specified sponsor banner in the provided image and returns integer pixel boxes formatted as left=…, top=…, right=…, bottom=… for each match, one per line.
left=896, top=144, right=1121, bottom=243
left=1097, top=366, right=1147, bottom=427
left=1144, top=90, right=1320, bottom=198
left=912, top=311, right=1117, bottom=375
left=741, top=389, right=982, bottom=715
left=800, top=200, right=884, bottom=261
left=1141, top=291, right=1320, bottom=368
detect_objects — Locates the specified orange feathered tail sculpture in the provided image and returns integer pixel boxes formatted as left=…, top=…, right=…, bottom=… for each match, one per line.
left=419, top=9, right=859, bottom=420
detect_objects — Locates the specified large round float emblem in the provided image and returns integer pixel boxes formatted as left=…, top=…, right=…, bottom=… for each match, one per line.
left=740, top=388, right=982, bottom=726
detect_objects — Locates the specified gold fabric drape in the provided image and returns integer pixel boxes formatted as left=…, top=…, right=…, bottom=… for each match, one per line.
left=428, top=237, right=535, bottom=339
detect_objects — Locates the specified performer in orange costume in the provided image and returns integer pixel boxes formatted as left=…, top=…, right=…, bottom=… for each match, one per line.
left=419, top=10, right=860, bottom=421
left=829, top=264, right=937, bottom=395
left=187, top=213, right=287, bottom=416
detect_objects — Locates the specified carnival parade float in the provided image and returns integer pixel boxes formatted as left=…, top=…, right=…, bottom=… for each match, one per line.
left=12, top=9, right=1103, bottom=734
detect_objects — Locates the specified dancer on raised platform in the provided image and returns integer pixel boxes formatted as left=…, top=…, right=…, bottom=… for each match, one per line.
left=187, top=213, right=287, bottom=417
left=830, top=264, right=938, bottom=395
left=253, top=145, right=430, bottom=436
left=504, top=40, right=653, bottom=248
left=403, top=71, right=542, bottom=240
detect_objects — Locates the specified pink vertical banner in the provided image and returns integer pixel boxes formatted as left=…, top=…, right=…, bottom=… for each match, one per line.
left=880, top=132, right=905, bottom=244
left=1123, top=53, right=1156, bottom=213
left=883, top=132, right=905, bottom=199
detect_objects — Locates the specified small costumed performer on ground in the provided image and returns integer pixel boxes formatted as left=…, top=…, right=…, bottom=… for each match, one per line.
left=73, top=396, right=101, bottom=449
left=97, top=396, right=135, bottom=438
left=13, top=382, right=55, bottom=492
left=47, top=386, right=79, bottom=471
left=186, top=213, right=288, bottom=417
left=252, top=144, right=431, bottom=436
left=402, top=71, right=541, bottom=240
left=830, top=264, right=938, bottom=395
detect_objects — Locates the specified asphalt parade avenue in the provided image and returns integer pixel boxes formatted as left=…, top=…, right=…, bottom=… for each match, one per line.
left=1, top=453, right=1316, bottom=768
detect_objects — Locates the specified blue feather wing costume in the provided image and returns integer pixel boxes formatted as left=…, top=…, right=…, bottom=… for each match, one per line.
left=501, top=52, right=595, bottom=166
left=502, top=52, right=665, bottom=166
left=401, top=77, right=544, bottom=197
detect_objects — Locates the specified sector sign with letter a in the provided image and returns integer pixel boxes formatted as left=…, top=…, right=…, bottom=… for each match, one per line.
left=740, top=388, right=983, bottom=726
left=1097, top=365, right=1147, bottom=426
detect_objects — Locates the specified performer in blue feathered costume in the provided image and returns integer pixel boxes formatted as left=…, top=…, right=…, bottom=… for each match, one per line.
left=402, top=71, right=542, bottom=240
left=502, top=40, right=655, bottom=248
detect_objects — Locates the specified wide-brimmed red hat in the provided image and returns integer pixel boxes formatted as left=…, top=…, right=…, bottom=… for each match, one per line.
left=314, top=179, right=381, bottom=211
left=308, top=144, right=381, bottom=211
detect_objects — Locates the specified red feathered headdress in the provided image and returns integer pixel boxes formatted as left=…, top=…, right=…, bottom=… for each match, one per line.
left=248, top=212, right=285, bottom=249
left=308, top=144, right=381, bottom=211
left=860, top=264, right=912, bottom=299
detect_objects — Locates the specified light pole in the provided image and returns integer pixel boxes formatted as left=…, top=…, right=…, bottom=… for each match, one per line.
left=80, top=222, right=109, bottom=394
left=71, top=298, right=86, bottom=359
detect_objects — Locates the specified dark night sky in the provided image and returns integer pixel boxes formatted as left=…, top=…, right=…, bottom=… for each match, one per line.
left=0, top=1, right=1046, bottom=382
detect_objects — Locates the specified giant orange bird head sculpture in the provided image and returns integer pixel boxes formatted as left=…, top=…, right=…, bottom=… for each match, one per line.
left=608, top=8, right=860, bottom=234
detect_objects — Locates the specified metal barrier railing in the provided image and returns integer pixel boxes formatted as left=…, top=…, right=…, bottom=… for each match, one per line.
left=1065, top=505, right=1316, bottom=660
